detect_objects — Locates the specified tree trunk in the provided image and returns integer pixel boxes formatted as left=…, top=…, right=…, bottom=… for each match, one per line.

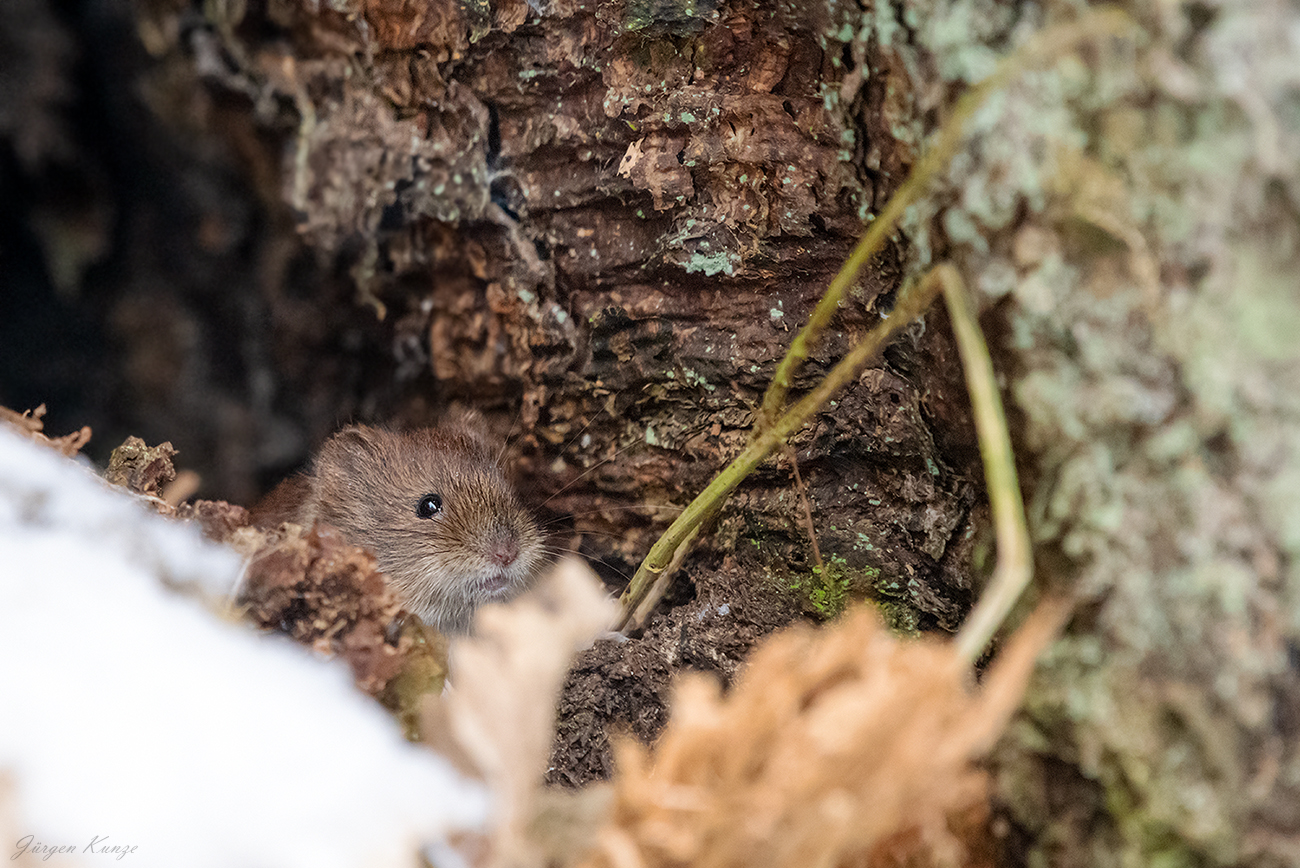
left=4, top=0, right=1299, bottom=862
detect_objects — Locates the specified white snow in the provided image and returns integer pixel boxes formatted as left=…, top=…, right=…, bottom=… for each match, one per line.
left=0, top=428, right=488, bottom=868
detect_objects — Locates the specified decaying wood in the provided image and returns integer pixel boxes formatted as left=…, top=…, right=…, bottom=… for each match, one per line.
left=8, top=0, right=1300, bottom=863
left=123, top=0, right=982, bottom=774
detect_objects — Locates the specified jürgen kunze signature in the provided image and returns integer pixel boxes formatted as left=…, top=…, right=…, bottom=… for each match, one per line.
left=12, top=835, right=138, bottom=861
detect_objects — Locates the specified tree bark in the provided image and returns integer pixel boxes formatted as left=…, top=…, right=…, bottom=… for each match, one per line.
left=118, top=0, right=983, bottom=784
left=6, top=0, right=1300, bottom=862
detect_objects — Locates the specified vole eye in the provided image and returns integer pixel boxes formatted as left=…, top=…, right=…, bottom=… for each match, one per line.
left=415, top=493, right=443, bottom=519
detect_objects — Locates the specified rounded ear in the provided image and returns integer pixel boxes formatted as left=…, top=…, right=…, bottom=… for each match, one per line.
left=317, top=425, right=385, bottom=474
left=445, top=409, right=501, bottom=459
left=331, top=425, right=382, bottom=449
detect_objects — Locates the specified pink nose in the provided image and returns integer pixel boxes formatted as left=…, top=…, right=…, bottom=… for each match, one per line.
left=489, top=536, right=519, bottom=567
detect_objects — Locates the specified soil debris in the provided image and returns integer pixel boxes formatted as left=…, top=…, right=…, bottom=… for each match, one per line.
left=105, top=435, right=178, bottom=499
left=548, top=558, right=804, bottom=787
left=174, top=498, right=252, bottom=543
left=241, top=523, right=420, bottom=697
left=0, top=404, right=91, bottom=457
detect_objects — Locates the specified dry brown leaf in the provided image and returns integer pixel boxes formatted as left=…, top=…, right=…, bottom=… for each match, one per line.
left=426, top=557, right=617, bottom=868
left=581, top=600, right=1067, bottom=868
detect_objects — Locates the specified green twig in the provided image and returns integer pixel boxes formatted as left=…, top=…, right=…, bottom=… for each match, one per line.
left=623, top=517, right=708, bottom=632
left=756, top=6, right=1137, bottom=430
left=617, top=7, right=1136, bottom=629
left=940, top=267, right=1033, bottom=663
left=615, top=270, right=946, bottom=629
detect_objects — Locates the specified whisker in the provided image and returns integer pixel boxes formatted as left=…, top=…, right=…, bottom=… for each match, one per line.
left=496, top=399, right=527, bottom=466
left=593, top=562, right=634, bottom=584
left=555, top=410, right=604, bottom=458
left=537, top=534, right=635, bottom=556
left=541, top=438, right=644, bottom=507
left=536, top=544, right=637, bottom=584
left=537, top=504, right=685, bottom=525
left=546, top=524, right=637, bottom=537
left=567, top=553, right=635, bottom=583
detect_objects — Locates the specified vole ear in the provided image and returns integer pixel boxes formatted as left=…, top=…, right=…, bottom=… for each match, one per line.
left=331, top=425, right=381, bottom=449
left=445, top=409, right=502, bottom=460
left=317, top=425, right=385, bottom=474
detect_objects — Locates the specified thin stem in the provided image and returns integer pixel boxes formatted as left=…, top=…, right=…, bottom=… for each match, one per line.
left=623, top=517, right=710, bottom=632
left=756, top=6, right=1136, bottom=428
left=786, top=445, right=823, bottom=570
left=939, top=266, right=1033, bottom=663
left=617, top=6, right=1136, bottom=629
left=616, top=270, right=946, bottom=625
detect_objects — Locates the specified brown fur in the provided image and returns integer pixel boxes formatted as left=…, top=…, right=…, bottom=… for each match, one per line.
left=249, top=474, right=312, bottom=529
left=256, top=416, right=545, bottom=632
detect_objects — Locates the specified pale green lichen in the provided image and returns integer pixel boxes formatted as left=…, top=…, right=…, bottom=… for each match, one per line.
left=881, top=0, right=1300, bottom=862
left=681, top=368, right=716, bottom=392
left=682, top=248, right=737, bottom=276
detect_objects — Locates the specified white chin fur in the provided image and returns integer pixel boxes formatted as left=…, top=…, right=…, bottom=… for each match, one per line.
left=400, top=561, right=533, bottom=633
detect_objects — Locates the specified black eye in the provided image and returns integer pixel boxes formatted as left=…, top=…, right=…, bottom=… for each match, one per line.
left=415, top=493, right=443, bottom=519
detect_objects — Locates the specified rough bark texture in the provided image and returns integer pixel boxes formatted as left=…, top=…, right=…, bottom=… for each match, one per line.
left=1, top=0, right=985, bottom=783
left=883, top=2, right=1300, bottom=865
left=0, top=0, right=980, bottom=614
left=5, top=0, right=1298, bottom=863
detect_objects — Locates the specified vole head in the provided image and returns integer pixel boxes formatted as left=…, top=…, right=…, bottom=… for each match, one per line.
left=307, top=417, right=545, bottom=633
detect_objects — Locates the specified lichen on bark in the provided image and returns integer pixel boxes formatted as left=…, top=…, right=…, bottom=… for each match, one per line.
left=871, top=0, right=1300, bottom=863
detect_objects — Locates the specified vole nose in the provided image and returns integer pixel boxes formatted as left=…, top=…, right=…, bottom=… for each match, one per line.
left=488, top=534, right=520, bottom=567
